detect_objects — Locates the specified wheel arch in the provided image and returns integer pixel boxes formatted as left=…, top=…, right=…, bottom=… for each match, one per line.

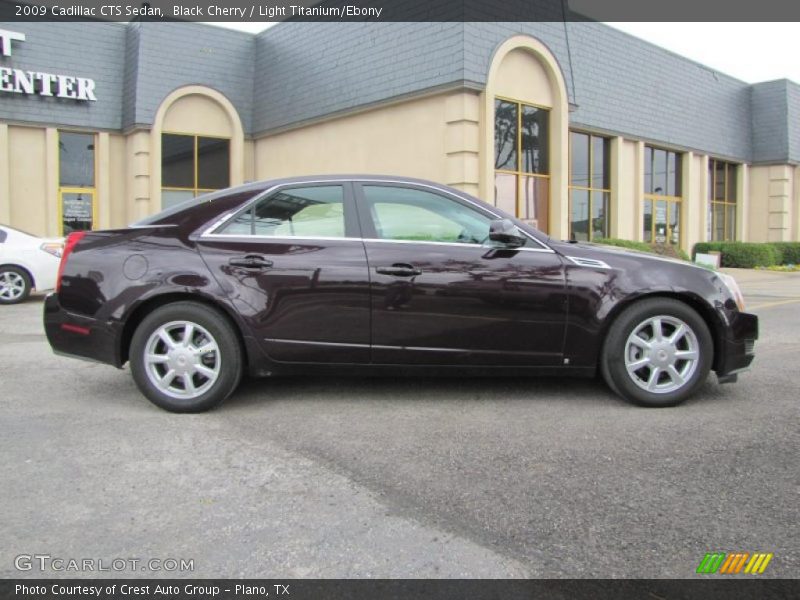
left=599, top=291, right=724, bottom=372
left=118, top=292, right=249, bottom=370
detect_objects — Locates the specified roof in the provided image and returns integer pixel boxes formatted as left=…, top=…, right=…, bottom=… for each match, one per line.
left=0, top=20, right=796, bottom=163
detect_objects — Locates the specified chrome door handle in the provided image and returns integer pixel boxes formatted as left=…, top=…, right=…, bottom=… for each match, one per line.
left=229, top=255, right=273, bottom=269
left=375, top=263, right=422, bottom=277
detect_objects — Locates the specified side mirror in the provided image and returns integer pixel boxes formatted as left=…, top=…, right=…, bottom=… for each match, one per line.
left=488, top=219, right=526, bottom=248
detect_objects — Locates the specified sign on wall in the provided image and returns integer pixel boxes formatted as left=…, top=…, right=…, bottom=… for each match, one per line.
left=0, top=27, right=97, bottom=101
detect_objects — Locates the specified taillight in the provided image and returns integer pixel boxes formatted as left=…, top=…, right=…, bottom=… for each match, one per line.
left=56, top=231, right=87, bottom=293
left=40, top=242, right=64, bottom=258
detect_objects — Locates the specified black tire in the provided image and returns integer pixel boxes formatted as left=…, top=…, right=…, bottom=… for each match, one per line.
left=0, top=266, right=32, bottom=305
left=129, top=301, right=243, bottom=412
left=601, top=298, right=713, bottom=407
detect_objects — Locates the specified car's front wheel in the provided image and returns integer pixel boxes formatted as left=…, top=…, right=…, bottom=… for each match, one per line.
left=129, top=302, right=243, bottom=412
left=0, top=266, right=32, bottom=305
left=601, top=298, right=713, bottom=407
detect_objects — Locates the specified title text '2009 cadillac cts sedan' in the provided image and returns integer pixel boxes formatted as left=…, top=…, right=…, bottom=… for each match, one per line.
left=44, top=176, right=757, bottom=412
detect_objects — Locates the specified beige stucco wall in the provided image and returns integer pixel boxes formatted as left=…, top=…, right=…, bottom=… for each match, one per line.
left=162, top=94, right=233, bottom=138
left=108, top=133, right=128, bottom=228
left=7, top=125, right=49, bottom=236
left=1, top=125, right=132, bottom=236
left=254, top=93, right=451, bottom=184
left=609, top=137, right=639, bottom=240
left=748, top=165, right=796, bottom=243
left=492, top=48, right=554, bottom=108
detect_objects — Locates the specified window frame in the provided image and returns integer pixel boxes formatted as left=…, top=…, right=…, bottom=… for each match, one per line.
left=356, top=183, right=496, bottom=246
left=708, top=158, right=738, bottom=242
left=493, top=96, right=551, bottom=225
left=568, top=130, right=611, bottom=241
left=643, top=145, right=683, bottom=247
left=57, top=129, right=98, bottom=236
left=209, top=181, right=360, bottom=240
left=161, top=132, right=232, bottom=203
left=353, top=181, right=552, bottom=252
left=202, top=179, right=554, bottom=253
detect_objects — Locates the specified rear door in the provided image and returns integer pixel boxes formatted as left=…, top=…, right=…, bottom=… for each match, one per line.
left=197, top=182, right=371, bottom=363
left=354, top=183, right=567, bottom=366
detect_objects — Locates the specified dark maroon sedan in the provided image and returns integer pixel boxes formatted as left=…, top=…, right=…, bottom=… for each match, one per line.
left=44, top=176, right=757, bottom=412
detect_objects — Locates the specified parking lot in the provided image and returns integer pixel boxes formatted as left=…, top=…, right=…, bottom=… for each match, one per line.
left=1, top=268, right=798, bottom=579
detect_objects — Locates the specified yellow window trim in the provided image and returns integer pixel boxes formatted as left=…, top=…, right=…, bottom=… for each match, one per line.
left=57, top=130, right=98, bottom=236
left=568, top=130, right=611, bottom=241
left=493, top=97, right=551, bottom=222
left=708, top=159, right=738, bottom=241
left=161, top=131, right=231, bottom=198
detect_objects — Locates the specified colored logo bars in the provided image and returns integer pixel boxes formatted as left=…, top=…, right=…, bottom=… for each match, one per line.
left=696, top=552, right=773, bottom=574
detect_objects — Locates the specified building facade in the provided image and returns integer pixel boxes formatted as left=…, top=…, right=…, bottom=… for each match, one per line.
left=1, top=20, right=799, bottom=250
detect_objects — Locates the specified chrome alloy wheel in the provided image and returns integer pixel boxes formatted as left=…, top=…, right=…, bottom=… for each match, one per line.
left=0, top=271, right=26, bottom=301
left=624, top=315, right=700, bottom=394
left=143, top=320, right=221, bottom=400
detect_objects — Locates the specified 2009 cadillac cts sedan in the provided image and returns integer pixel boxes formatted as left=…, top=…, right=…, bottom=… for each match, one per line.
left=44, top=176, right=758, bottom=412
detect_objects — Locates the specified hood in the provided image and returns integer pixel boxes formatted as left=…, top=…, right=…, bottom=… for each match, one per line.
left=551, top=240, right=702, bottom=270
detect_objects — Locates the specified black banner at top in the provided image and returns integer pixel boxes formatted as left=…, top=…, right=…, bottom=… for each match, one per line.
left=1, top=0, right=800, bottom=22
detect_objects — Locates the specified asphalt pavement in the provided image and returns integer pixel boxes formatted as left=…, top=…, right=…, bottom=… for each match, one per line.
left=1, top=269, right=798, bottom=578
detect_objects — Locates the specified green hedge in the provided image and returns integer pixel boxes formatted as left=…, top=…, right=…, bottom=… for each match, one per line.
left=591, top=239, right=800, bottom=269
left=692, top=242, right=782, bottom=268
left=594, top=238, right=691, bottom=262
left=593, top=238, right=652, bottom=253
left=770, top=242, right=800, bottom=265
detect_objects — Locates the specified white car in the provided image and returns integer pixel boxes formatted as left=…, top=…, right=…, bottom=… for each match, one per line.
left=0, top=225, right=64, bottom=304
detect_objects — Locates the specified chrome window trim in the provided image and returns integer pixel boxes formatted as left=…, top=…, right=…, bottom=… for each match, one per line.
left=199, top=178, right=554, bottom=252
left=201, top=234, right=363, bottom=243
left=362, top=238, right=555, bottom=253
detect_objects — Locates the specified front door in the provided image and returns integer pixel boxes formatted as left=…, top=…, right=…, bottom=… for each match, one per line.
left=354, top=183, right=567, bottom=366
left=197, top=183, right=371, bottom=363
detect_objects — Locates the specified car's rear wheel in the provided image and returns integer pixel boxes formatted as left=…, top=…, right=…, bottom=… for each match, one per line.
left=0, top=266, right=32, bottom=305
left=601, top=298, right=712, bottom=407
left=129, top=302, right=242, bottom=412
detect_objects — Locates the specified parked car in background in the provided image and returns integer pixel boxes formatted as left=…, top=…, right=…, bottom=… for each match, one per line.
left=0, top=225, right=63, bottom=305
left=43, top=176, right=758, bottom=412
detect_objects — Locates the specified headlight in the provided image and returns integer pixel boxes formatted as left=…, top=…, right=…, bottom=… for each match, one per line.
left=718, top=272, right=745, bottom=311
left=40, top=242, right=63, bottom=259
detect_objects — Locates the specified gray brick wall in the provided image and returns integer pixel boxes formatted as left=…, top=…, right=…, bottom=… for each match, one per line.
left=253, top=22, right=465, bottom=135
left=462, top=22, right=576, bottom=100
left=0, top=21, right=126, bottom=130
left=751, top=80, right=789, bottom=164
left=785, top=81, right=800, bottom=163
left=121, top=23, right=140, bottom=130
left=130, top=22, right=255, bottom=132
left=566, top=22, right=752, bottom=162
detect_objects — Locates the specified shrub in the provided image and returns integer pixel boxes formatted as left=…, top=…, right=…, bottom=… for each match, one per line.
left=650, top=243, right=692, bottom=262
left=593, top=238, right=690, bottom=261
left=593, top=238, right=655, bottom=253
left=770, top=242, right=800, bottom=265
left=693, top=242, right=780, bottom=268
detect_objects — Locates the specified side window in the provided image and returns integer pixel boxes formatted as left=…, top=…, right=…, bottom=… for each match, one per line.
left=362, top=186, right=492, bottom=245
left=0, top=230, right=6, bottom=243
left=220, top=186, right=345, bottom=238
